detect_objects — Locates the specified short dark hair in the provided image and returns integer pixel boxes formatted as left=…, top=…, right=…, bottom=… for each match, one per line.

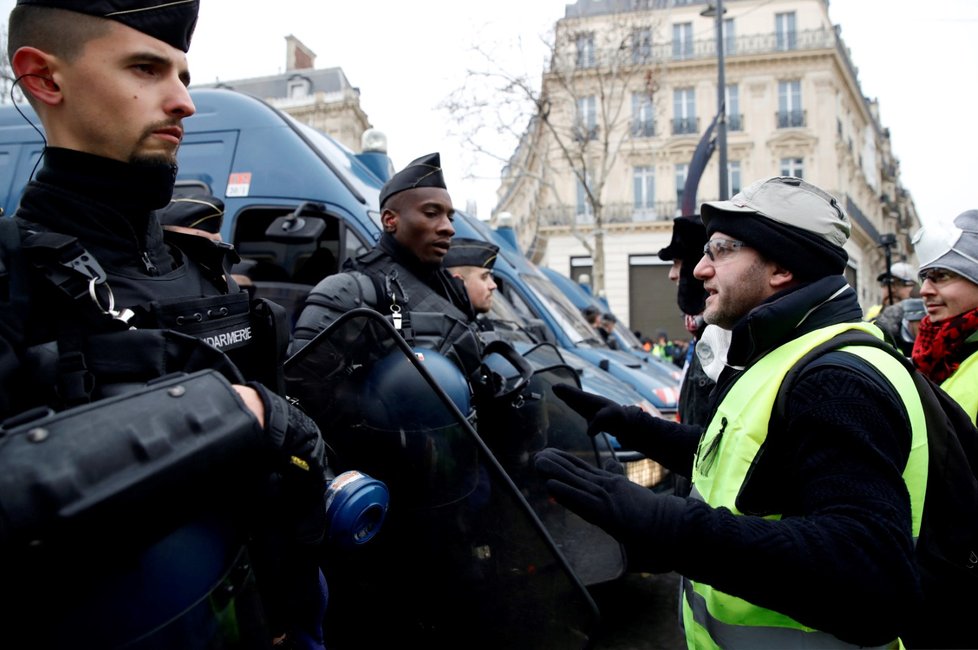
left=8, top=6, right=111, bottom=64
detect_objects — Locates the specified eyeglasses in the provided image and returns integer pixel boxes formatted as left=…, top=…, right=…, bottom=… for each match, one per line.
left=918, top=268, right=961, bottom=284
left=703, top=238, right=745, bottom=263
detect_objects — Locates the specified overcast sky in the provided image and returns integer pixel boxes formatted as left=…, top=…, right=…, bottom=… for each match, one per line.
left=3, top=0, right=975, bottom=226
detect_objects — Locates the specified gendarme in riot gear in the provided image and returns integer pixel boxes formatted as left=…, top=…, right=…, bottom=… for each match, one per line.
left=290, top=153, right=485, bottom=384
left=0, top=2, right=329, bottom=647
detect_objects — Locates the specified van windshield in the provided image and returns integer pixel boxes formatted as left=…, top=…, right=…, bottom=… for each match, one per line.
left=283, top=115, right=383, bottom=227
left=522, top=275, right=602, bottom=346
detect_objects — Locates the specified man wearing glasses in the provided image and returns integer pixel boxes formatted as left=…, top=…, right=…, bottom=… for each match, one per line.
left=911, top=210, right=978, bottom=423
left=540, top=176, right=931, bottom=647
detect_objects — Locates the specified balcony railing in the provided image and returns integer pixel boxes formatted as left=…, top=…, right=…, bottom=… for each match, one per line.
left=672, top=116, right=699, bottom=135
left=555, top=27, right=839, bottom=72
left=539, top=202, right=679, bottom=226
left=776, top=109, right=806, bottom=128
left=631, top=119, right=656, bottom=137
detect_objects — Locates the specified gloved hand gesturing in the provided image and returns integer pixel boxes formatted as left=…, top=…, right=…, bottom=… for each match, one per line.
left=553, top=382, right=666, bottom=450
left=534, top=447, right=686, bottom=573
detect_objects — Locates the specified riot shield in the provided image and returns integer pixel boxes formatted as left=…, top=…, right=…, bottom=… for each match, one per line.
left=476, top=341, right=627, bottom=586
left=284, top=309, right=599, bottom=650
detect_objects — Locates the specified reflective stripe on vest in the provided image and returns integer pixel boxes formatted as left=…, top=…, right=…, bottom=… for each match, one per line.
left=942, top=349, right=978, bottom=424
left=681, top=569, right=900, bottom=650
left=682, top=322, right=928, bottom=649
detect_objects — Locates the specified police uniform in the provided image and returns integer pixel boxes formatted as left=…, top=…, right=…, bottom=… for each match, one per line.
left=444, top=236, right=499, bottom=332
left=0, top=2, right=327, bottom=647
left=291, top=153, right=485, bottom=381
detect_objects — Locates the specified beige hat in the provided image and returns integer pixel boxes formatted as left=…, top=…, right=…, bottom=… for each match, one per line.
left=702, top=176, right=850, bottom=247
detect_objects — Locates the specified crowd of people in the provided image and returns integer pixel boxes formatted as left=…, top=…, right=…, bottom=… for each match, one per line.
left=1, top=1, right=976, bottom=648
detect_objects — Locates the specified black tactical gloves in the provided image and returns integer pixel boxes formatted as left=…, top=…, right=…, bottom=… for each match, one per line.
left=534, top=448, right=687, bottom=573
left=552, top=383, right=701, bottom=477
left=249, top=381, right=329, bottom=488
left=248, top=382, right=329, bottom=545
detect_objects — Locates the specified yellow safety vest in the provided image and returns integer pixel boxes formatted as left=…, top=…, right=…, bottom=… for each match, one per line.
left=942, top=348, right=978, bottom=425
left=682, top=322, right=928, bottom=649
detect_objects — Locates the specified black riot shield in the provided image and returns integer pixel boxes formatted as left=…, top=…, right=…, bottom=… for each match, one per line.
left=476, top=341, right=627, bottom=586
left=284, top=309, right=599, bottom=650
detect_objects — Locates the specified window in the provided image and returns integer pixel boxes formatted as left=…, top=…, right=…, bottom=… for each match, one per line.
left=777, top=80, right=804, bottom=127
left=575, top=95, right=598, bottom=141
left=287, top=77, right=310, bottom=99
left=725, top=84, right=741, bottom=131
left=632, top=28, right=653, bottom=64
left=631, top=93, right=655, bottom=137
left=576, top=174, right=593, bottom=222
left=728, top=160, right=741, bottom=195
left=633, top=166, right=656, bottom=218
left=576, top=32, right=596, bottom=68
left=672, top=87, right=696, bottom=135
left=775, top=12, right=797, bottom=51
left=675, top=163, right=688, bottom=208
left=672, top=22, right=693, bottom=60
left=780, top=157, right=804, bottom=178
left=723, top=18, right=736, bottom=55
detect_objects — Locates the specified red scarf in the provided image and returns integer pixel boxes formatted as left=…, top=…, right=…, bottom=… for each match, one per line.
left=912, top=306, right=978, bottom=384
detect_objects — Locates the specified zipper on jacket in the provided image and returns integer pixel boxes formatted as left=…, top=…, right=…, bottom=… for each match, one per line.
left=141, top=250, right=157, bottom=274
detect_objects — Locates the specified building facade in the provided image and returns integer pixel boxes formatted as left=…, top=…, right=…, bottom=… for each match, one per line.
left=494, top=0, right=919, bottom=341
left=195, top=35, right=372, bottom=153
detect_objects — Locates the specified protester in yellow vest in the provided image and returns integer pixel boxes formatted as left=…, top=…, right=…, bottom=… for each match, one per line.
left=911, top=210, right=978, bottom=423
left=537, top=177, right=929, bottom=648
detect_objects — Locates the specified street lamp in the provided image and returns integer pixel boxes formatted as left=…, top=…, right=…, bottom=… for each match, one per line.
left=701, top=0, right=728, bottom=201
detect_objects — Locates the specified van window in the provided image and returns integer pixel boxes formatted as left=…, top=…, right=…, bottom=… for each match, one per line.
left=230, top=204, right=367, bottom=324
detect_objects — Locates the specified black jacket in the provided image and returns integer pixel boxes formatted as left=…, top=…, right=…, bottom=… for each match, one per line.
left=661, top=276, right=919, bottom=645
left=291, top=233, right=484, bottom=378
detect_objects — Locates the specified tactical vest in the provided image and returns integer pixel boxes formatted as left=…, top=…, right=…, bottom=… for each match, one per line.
left=353, top=248, right=485, bottom=383
left=942, top=345, right=978, bottom=424
left=682, top=322, right=928, bottom=649
left=0, top=218, right=287, bottom=409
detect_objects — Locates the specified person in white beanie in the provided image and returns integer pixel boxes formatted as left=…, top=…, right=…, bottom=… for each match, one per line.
left=911, top=209, right=978, bottom=422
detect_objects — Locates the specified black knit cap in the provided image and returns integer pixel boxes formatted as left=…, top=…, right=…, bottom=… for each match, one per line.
left=658, top=215, right=708, bottom=314
left=444, top=237, right=499, bottom=269
left=657, top=215, right=707, bottom=262
left=702, top=176, right=850, bottom=281
left=156, top=195, right=224, bottom=234
left=15, top=0, right=199, bottom=52
left=379, top=152, right=447, bottom=208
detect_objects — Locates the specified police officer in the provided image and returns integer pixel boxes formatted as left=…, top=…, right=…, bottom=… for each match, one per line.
left=540, top=177, right=927, bottom=648
left=1, top=2, right=328, bottom=647
left=291, top=152, right=484, bottom=380
left=444, top=236, right=499, bottom=323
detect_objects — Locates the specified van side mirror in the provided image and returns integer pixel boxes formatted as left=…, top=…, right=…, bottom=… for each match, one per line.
left=264, top=201, right=327, bottom=243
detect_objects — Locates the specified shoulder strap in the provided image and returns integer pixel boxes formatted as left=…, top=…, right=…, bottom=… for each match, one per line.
left=774, top=329, right=910, bottom=423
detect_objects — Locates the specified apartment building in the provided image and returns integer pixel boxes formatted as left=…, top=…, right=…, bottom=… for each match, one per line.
left=494, top=0, right=919, bottom=340
left=194, top=35, right=372, bottom=153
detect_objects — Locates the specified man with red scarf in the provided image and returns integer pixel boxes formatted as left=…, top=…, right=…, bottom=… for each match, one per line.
left=911, top=209, right=978, bottom=423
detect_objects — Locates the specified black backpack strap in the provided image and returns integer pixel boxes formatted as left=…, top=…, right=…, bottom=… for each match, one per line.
left=738, top=330, right=907, bottom=516
left=773, top=329, right=908, bottom=425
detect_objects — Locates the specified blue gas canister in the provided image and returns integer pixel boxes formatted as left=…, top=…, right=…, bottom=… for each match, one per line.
left=324, top=470, right=389, bottom=549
